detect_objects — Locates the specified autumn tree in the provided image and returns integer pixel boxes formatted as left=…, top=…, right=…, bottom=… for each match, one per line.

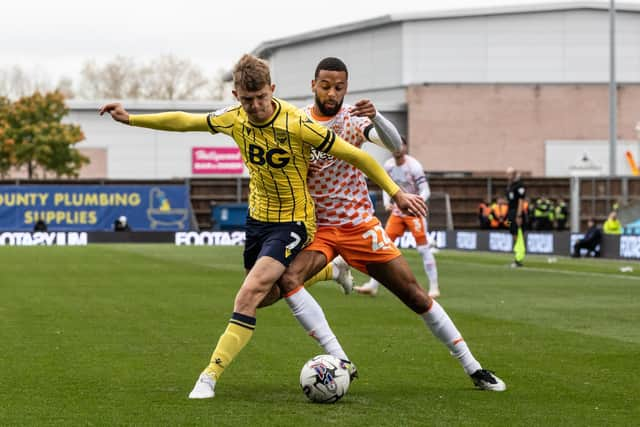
left=0, top=96, right=15, bottom=177
left=1, top=91, right=88, bottom=178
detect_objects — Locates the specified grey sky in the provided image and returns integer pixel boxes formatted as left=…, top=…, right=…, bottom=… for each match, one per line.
left=2, top=0, right=632, bottom=84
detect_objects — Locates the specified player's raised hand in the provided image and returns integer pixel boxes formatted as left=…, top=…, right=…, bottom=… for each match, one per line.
left=99, top=102, right=130, bottom=124
left=350, top=99, right=377, bottom=119
left=392, top=191, right=427, bottom=217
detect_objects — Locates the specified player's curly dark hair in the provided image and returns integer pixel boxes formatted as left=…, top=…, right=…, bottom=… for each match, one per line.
left=233, top=54, right=271, bottom=91
left=315, top=57, right=348, bottom=78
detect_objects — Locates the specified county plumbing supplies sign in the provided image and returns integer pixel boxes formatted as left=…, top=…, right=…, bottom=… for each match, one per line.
left=0, top=185, right=191, bottom=231
left=192, top=147, right=244, bottom=175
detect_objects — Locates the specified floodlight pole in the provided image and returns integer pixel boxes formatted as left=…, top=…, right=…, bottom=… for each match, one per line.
left=609, top=0, right=617, bottom=176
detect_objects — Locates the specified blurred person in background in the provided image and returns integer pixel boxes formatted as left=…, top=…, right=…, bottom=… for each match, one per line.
left=478, top=200, right=491, bottom=229
left=355, top=139, right=440, bottom=298
left=532, top=197, right=554, bottom=231
left=603, top=211, right=622, bottom=235
left=554, top=199, right=568, bottom=231
left=114, top=215, right=131, bottom=232
left=506, top=167, right=526, bottom=267
left=572, top=218, right=602, bottom=257
left=488, top=197, right=509, bottom=229
left=33, top=217, right=48, bottom=232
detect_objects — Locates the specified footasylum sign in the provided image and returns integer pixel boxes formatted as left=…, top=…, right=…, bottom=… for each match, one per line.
left=0, top=232, right=88, bottom=246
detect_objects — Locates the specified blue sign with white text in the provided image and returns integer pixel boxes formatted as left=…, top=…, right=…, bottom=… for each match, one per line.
left=0, top=185, right=191, bottom=231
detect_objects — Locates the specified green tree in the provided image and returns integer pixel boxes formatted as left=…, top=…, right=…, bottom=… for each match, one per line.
left=2, top=91, right=88, bottom=178
left=0, top=96, right=16, bottom=177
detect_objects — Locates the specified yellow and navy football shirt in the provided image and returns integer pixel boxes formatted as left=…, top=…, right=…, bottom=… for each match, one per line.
left=204, top=98, right=319, bottom=224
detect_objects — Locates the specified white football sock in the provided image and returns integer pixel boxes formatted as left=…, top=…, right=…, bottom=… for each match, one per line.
left=330, top=256, right=345, bottom=280
left=417, top=244, right=439, bottom=292
left=421, top=300, right=481, bottom=375
left=285, top=287, right=349, bottom=361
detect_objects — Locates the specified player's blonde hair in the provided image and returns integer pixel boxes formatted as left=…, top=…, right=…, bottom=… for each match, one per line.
left=233, top=54, right=271, bottom=91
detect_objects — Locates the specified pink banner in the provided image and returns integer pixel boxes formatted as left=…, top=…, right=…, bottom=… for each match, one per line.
left=192, top=147, right=244, bottom=175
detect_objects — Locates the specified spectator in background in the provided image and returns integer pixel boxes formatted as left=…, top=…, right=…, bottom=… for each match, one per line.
left=572, top=218, right=602, bottom=257
left=603, top=211, right=622, bottom=235
left=532, top=197, right=554, bottom=230
left=114, top=215, right=132, bottom=232
left=33, top=218, right=48, bottom=232
left=478, top=201, right=491, bottom=229
left=488, top=197, right=509, bottom=229
left=555, top=199, right=568, bottom=231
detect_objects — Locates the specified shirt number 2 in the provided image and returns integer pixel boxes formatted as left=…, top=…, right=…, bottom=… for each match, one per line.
left=362, top=225, right=393, bottom=251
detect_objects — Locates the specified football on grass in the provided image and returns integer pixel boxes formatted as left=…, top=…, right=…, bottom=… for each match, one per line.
left=299, top=354, right=350, bottom=403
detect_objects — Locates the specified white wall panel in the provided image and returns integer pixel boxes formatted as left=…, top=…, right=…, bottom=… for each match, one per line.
left=401, top=10, right=640, bottom=84
left=403, top=19, right=488, bottom=83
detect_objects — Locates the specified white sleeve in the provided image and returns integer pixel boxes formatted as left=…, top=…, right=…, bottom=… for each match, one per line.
left=366, top=112, right=403, bottom=152
left=418, top=180, right=430, bottom=202
left=411, top=159, right=430, bottom=201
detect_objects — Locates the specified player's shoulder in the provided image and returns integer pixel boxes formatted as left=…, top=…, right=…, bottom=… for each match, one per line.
left=383, top=157, right=395, bottom=168
left=208, top=104, right=242, bottom=119
left=277, top=98, right=304, bottom=116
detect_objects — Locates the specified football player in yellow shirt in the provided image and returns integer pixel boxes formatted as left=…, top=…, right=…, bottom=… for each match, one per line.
left=100, top=54, right=425, bottom=399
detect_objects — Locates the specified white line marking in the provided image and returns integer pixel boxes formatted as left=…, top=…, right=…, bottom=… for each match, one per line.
left=440, top=258, right=640, bottom=281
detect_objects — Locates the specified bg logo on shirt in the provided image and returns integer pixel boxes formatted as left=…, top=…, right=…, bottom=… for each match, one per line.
left=248, top=144, right=290, bottom=168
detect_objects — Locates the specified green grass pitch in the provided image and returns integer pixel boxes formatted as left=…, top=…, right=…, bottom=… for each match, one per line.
left=1, top=245, right=639, bottom=426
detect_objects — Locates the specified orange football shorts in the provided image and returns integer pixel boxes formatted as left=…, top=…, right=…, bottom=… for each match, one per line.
left=304, top=217, right=401, bottom=274
left=384, top=213, right=428, bottom=246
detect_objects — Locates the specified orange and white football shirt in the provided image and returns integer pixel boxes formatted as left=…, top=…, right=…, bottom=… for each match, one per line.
left=304, top=104, right=375, bottom=227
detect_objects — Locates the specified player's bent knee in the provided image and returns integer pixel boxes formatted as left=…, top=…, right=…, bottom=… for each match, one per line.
left=402, top=283, right=430, bottom=313
left=258, top=285, right=282, bottom=308
left=278, top=271, right=303, bottom=294
left=235, top=280, right=275, bottom=313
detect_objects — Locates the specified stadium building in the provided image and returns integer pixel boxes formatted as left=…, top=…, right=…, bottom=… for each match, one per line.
left=56, top=2, right=640, bottom=180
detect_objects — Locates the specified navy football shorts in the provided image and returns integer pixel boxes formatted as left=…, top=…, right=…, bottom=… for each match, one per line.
left=243, top=216, right=309, bottom=270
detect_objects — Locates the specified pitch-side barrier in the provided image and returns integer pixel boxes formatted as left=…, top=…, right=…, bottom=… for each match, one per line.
left=1, top=230, right=638, bottom=260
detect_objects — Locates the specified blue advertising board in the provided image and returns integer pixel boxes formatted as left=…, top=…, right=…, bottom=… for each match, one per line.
left=0, top=185, right=191, bottom=231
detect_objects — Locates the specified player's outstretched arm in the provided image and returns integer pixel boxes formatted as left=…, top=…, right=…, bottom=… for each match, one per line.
left=99, top=102, right=209, bottom=132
